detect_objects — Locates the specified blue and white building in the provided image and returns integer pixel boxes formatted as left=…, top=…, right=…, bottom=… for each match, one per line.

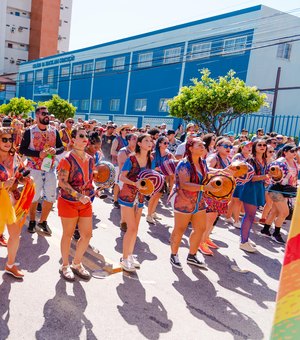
left=17, top=5, right=300, bottom=128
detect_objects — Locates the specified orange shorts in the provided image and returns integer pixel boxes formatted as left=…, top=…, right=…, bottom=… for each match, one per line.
left=58, top=196, right=92, bottom=218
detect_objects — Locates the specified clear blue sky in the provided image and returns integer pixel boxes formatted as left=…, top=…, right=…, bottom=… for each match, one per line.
left=69, top=0, right=300, bottom=51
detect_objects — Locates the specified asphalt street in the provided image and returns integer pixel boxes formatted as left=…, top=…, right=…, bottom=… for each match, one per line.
left=0, top=191, right=286, bottom=340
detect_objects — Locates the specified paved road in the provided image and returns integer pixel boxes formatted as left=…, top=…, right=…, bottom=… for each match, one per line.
left=0, top=192, right=286, bottom=340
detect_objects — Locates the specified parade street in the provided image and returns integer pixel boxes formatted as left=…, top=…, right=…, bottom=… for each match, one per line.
left=0, top=192, right=286, bottom=340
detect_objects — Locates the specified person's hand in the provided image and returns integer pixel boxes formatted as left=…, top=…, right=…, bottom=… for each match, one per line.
left=47, top=147, right=56, bottom=155
left=78, top=195, right=90, bottom=205
left=2, top=178, right=15, bottom=190
left=39, top=150, right=48, bottom=159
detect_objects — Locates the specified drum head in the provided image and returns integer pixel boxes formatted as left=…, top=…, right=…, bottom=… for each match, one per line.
left=138, top=178, right=155, bottom=195
left=93, top=161, right=115, bottom=188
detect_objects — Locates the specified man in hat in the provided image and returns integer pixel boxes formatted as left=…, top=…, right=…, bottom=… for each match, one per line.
left=101, top=125, right=116, bottom=161
left=180, top=123, right=195, bottom=142
left=251, top=128, right=265, bottom=142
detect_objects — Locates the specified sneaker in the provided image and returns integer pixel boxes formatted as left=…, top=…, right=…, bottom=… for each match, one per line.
left=120, top=222, right=127, bottom=232
left=37, top=202, right=42, bottom=213
left=73, top=228, right=80, bottom=240
left=198, top=243, right=213, bottom=256
left=240, top=241, right=257, bottom=253
left=120, top=258, right=136, bottom=272
left=233, top=221, right=241, bottom=229
left=37, top=221, right=52, bottom=236
left=128, top=255, right=140, bottom=268
left=113, top=201, right=120, bottom=209
left=272, top=233, right=285, bottom=244
left=260, top=228, right=271, bottom=237
left=146, top=215, right=156, bottom=225
left=249, top=239, right=256, bottom=247
left=5, top=263, right=24, bottom=279
left=187, top=254, right=208, bottom=269
left=224, top=217, right=234, bottom=224
left=170, top=254, right=182, bottom=269
left=152, top=212, right=162, bottom=220
left=27, top=220, right=36, bottom=234
left=0, top=234, right=8, bottom=247
left=206, top=238, right=219, bottom=249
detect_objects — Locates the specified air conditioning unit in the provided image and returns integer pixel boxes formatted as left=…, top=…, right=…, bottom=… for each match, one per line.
left=10, top=58, right=15, bottom=64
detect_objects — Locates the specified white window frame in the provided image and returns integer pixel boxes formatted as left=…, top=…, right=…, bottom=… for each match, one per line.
left=163, top=47, right=181, bottom=64
left=110, top=99, right=120, bottom=111
left=47, top=69, right=54, bottom=85
left=95, top=60, right=106, bottom=72
left=159, top=98, right=171, bottom=112
left=73, top=64, right=82, bottom=75
left=277, top=43, right=292, bottom=60
left=223, top=36, right=247, bottom=56
left=27, top=72, right=33, bottom=82
left=138, top=52, right=153, bottom=68
left=61, top=66, right=70, bottom=77
left=81, top=99, right=89, bottom=110
left=190, top=42, right=211, bottom=60
left=35, top=70, right=43, bottom=82
left=113, top=57, right=125, bottom=71
left=19, top=73, right=25, bottom=83
left=83, top=62, right=93, bottom=74
left=92, top=99, right=102, bottom=111
left=134, top=99, right=147, bottom=112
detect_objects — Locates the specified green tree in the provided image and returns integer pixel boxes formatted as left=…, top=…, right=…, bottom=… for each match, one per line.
left=168, top=69, right=267, bottom=135
left=42, top=95, right=76, bottom=122
left=0, top=97, right=36, bottom=117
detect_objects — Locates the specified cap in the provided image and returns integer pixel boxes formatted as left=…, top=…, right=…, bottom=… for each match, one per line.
left=240, top=141, right=253, bottom=148
left=224, top=131, right=235, bottom=137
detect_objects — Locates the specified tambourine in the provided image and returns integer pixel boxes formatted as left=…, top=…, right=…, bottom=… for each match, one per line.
left=137, top=178, right=155, bottom=196
left=138, top=169, right=164, bottom=195
left=203, top=172, right=236, bottom=201
left=266, top=161, right=288, bottom=183
left=234, top=162, right=255, bottom=186
left=227, top=160, right=249, bottom=178
left=160, top=159, right=177, bottom=176
left=93, top=161, right=115, bottom=188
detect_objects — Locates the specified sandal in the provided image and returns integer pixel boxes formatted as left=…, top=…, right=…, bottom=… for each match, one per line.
left=70, top=262, right=91, bottom=280
left=59, top=265, right=75, bottom=282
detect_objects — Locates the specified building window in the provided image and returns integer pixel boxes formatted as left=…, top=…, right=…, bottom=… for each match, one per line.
left=110, top=99, right=120, bottom=111
left=113, top=57, right=125, bottom=71
left=47, top=69, right=54, bottom=85
left=81, top=100, right=89, bottom=110
left=95, top=60, right=106, bottom=72
left=92, top=99, right=102, bottom=111
left=7, top=43, right=13, bottom=48
left=223, top=36, right=247, bottom=55
left=134, top=99, right=147, bottom=112
left=190, top=42, right=211, bottom=59
left=19, top=74, right=25, bottom=83
left=159, top=98, right=171, bottom=112
left=61, top=66, right=70, bottom=77
left=36, top=70, right=43, bottom=82
left=71, top=99, right=79, bottom=108
left=138, top=52, right=153, bottom=68
left=163, top=47, right=181, bottom=64
left=83, top=62, right=93, bottom=74
left=73, top=64, right=82, bottom=75
left=277, top=43, right=292, bottom=60
left=27, top=72, right=33, bottom=82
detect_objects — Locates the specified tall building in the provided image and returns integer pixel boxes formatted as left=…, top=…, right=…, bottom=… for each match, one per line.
left=0, top=0, right=73, bottom=77
left=17, top=5, right=300, bottom=130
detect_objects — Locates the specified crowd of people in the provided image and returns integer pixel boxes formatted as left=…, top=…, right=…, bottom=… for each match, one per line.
left=0, top=111, right=299, bottom=280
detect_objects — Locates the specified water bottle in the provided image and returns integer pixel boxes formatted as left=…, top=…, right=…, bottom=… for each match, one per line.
left=41, top=154, right=53, bottom=172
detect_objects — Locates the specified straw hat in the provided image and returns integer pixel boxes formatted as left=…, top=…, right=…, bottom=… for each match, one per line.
left=116, top=124, right=133, bottom=134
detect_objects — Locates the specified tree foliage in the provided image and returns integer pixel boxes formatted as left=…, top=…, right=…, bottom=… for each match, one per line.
left=0, top=97, right=36, bottom=117
left=168, top=69, right=267, bottom=135
left=41, top=95, right=76, bottom=122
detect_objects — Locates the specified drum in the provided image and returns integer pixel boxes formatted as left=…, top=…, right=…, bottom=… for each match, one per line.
left=138, top=169, right=164, bottom=195
left=137, top=178, right=155, bottom=196
left=160, top=159, right=177, bottom=176
left=235, top=162, right=255, bottom=186
left=228, top=160, right=249, bottom=178
left=203, top=172, right=235, bottom=201
left=266, top=161, right=288, bottom=183
left=93, top=161, right=116, bottom=188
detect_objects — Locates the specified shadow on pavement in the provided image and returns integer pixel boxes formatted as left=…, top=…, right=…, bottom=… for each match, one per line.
left=172, top=267, right=264, bottom=340
left=36, top=278, right=97, bottom=340
left=117, top=274, right=173, bottom=340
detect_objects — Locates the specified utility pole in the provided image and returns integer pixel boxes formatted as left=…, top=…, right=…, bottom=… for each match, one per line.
left=270, top=67, right=281, bottom=132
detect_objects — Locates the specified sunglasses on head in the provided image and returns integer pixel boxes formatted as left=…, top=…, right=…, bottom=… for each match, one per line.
left=257, top=143, right=267, bottom=147
left=1, top=137, right=13, bottom=143
left=78, top=133, right=88, bottom=139
left=220, top=144, right=233, bottom=149
left=40, top=111, right=50, bottom=117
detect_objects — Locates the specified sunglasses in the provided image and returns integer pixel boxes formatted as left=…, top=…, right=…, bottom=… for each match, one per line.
left=288, top=150, right=296, bottom=153
left=125, top=129, right=131, bottom=132
left=162, top=142, right=169, bottom=145
left=67, top=121, right=74, bottom=124
left=1, top=137, right=13, bottom=143
left=257, top=143, right=267, bottom=147
left=78, top=134, right=88, bottom=139
left=268, top=150, right=275, bottom=153
left=271, top=141, right=277, bottom=144
left=220, top=144, right=233, bottom=149
left=40, top=111, right=50, bottom=117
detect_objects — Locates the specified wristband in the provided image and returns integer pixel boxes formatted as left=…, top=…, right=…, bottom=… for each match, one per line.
left=71, top=190, right=77, bottom=198
left=199, top=185, right=204, bottom=191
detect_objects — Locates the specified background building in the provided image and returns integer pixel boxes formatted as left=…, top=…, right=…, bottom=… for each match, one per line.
left=17, top=5, right=300, bottom=129
left=0, top=0, right=73, bottom=78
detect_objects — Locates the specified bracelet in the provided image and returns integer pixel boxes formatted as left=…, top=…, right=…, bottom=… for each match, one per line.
left=71, top=190, right=78, bottom=198
left=199, top=185, right=204, bottom=191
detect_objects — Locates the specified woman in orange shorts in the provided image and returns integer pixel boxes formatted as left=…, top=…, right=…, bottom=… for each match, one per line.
left=57, top=126, right=94, bottom=281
